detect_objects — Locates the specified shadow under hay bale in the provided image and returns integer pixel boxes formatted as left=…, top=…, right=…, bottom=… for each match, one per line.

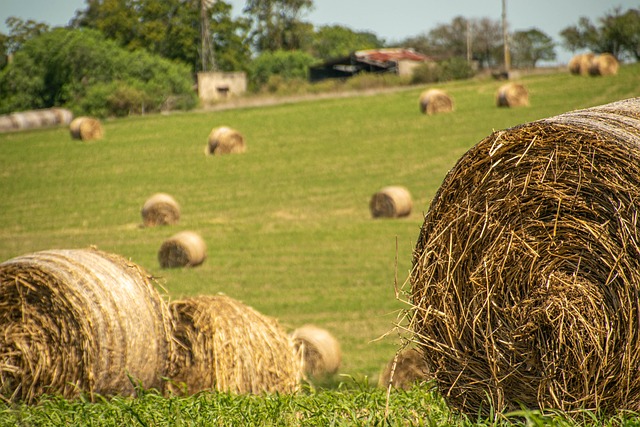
left=496, top=82, right=529, bottom=107
left=589, top=53, right=619, bottom=76
left=0, top=248, right=173, bottom=403
left=419, top=89, right=454, bottom=115
left=568, top=52, right=595, bottom=75
left=205, top=126, right=246, bottom=155
left=169, top=294, right=302, bottom=395
left=158, top=231, right=206, bottom=268
left=69, top=116, right=103, bottom=141
left=410, top=97, right=640, bottom=416
left=291, top=325, right=341, bottom=378
left=370, top=186, right=412, bottom=218
left=379, top=348, right=430, bottom=390
left=141, top=193, right=181, bottom=227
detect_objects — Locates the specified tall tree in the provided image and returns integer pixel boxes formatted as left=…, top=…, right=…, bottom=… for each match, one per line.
left=243, top=0, right=313, bottom=52
left=309, top=25, right=384, bottom=60
left=510, top=28, right=556, bottom=68
left=1, top=17, right=50, bottom=54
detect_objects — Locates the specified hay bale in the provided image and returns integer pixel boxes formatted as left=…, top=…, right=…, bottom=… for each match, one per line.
left=205, top=126, right=246, bottom=155
left=10, top=111, right=43, bottom=130
left=0, top=115, right=15, bottom=132
left=51, top=108, right=74, bottom=125
left=141, top=193, right=181, bottom=227
left=589, top=53, right=619, bottom=76
left=69, top=116, right=103, bottom=141
left=568, top=53, right=595, bottom=75
left=291, top=325, right=341, bottom=378
left=369, top=186, right=412, bottom=218
left=169, top=294, right=302, bottom=394
left=158, top=231, right=206, bottom=268
left=0, top=248, right=173, bottom=403
left=379, top=348, right=430, bottom=390
left=410, top=97, right=640, bottom=416
left=419, top=89, right=454, bottom=115
left=496, top=82, right=529, bottom=107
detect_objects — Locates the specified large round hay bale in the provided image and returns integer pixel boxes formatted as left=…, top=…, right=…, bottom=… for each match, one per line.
left=0, top=248, right=173, bottom=403
left=10, top=111, right=43, bottom=130
left=419, top=89, right=454, bottom=115
left=291, top=325, right=341, bottom=378
left=35, top=109, right=60, bottom=127
left=51, top=108, right=74, bottom=125
left=379, top=348, right=430, bottom=390
left=589, top=53, right=619, bottom=76
left=369, top=186, right=412, bottom=218
left=158, top=231, right=206, bottom=268
left=0, top=115, right=15, bottom=132
left=496, top=82, right=529, bottom=107
left=141, top=193, right=181, bottom=227
left=169, top=294, right=302, bottom=394
left=69, top=116, right=103, bottom=141
left=205, top=126, right=246, bottom=155
left=568, top=52, right=595, bottom=75
left=410, top=97, right=640, bottom=416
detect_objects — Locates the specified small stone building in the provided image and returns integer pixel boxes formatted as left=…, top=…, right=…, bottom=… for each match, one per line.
left=197, top=71, right=247, bottom=103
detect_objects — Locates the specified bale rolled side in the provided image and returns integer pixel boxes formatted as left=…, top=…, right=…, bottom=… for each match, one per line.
left=141, top=193, right=181, bottom=227
left=568, top=53, right=595, bottom=76
left=291, top=325, right=341, bottom=378
left=370, top=186, right=412, bottom=218
left=169, top=294, right=302, bottom=394
left=158, top=231, right=206, bottom=268
left=419, top=89, right=454, bottom=115
left=205, top=126, right=246, bottom=155
left=69, top=116, right=103, bottom=141
left=589, top=53, right=619, bottom=76
left=0, top=248, right=173, bottom=403
left=411, top=97, right=640, bottom=416
left=496, top=82, right=529, bottom=107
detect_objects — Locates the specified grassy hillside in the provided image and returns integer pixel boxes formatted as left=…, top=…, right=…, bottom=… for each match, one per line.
left=0, top=65, right=638, bottom=420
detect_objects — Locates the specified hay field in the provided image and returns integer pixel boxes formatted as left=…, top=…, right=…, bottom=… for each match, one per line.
left=0, top=64, right=638, bottom=389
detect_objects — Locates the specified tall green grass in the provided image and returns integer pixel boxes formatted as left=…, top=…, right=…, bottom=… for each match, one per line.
left=0, top=65, right=639, bottom=423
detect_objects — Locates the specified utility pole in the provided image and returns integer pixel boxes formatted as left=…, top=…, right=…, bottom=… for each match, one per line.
left=502, top=0, right=511, bottom=75
left=201, top=0, right=217, bottom=72
left=466, top=19, right=472, bottom=63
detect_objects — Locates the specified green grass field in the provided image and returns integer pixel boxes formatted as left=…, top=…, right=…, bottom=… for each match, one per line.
left=1, top=65, right=639, bottom=425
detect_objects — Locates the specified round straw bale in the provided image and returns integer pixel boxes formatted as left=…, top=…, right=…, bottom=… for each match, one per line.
left=69, top=116, right=103, bottom=141
left=205, top=126, right=246, bottom=155
left=0, top=248, right=173, bottom=403
left=51, top=108, right=74, bottom=125
left=496, top=82, right=529, bottom=107
left=9, top=111, right=43, bottom=130
left=291, top=325, right=341, bottom=378
left=589, top=53, right=619, bottom=76
left=158, top=231, right=206, bottom=268
left=0, top=115, right=15, bottom=132
left=369, top=186, right=412, bottom=218
left=410, top=97, right=640, bottom=416
left=35, top=109, right=60, bottom=127
left=169, top=294, right=302, bottom=394
left=568, top=52, right=595, bottom=75
left=141, top=193, right=181, bottom=227
left=379, top=348, right=430, bottom=390
left=419, top=89, right=454, bottom=115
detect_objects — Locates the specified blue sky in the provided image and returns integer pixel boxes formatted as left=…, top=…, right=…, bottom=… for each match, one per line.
left=1, top=0, right=637, bottom=64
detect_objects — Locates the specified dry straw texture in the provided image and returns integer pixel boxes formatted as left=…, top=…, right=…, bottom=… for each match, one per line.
left=69, top=116, right=104, bottom=141
left=205, top=126, right=246, bottom=155
left=379, top=348, right=430, bottom=390
left=496, top=82, right=529, bottom=107
left=419, top=89, right=454, bottom=115
left=291, top=325, right=341, bottom=378
left=568, top=53, right=595, bottom=75
left=169, top=294, right=302, bottom=394
left=0, top=248, right=173, bottom=403
left=158, top=231, right=206, bottom=268
left=141, top=193, right=181, bottom=227
left=589, top=53, right=620, bottom=76
left=410, top=97, right=640, bottom=416
left=369, top=186, right=412, bottom=218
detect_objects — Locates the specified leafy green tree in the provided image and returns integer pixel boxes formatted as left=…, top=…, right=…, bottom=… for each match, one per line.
left=243, top=0, right=314, bottom=52
left=309, top=25, right=384, bottom=60
left=249, top=49, right=316, bottom=90
left=510, top=28, right=556, bottom=68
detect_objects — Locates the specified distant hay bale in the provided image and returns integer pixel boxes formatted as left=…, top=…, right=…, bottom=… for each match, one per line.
left=0, top=115, right=15, bottom=132
left=10, top=111, right=43, bottom=130
left=369, top=186, right=412, bottom=218
left=419, top=89, right=454, bottom=115
left=69, top=116, right=103, bottom=141
left=169, top=294, right=302, bottom=394
left=0, top=248, right=173, bottom=403
left=568, top=53, right=595, bottom=75
left=379, top=348, right=430, bottom=390
left=411, top=97, right=640, bottom=416
left=205, top=126, right=246, bottom=155
left=51, top=108, right=74, bottom=125
left=141, top=193, right=181, bottom=227
left=589, top=53, right=619, bottom=76
left=291, top=325, right=341, bottom=378
left=496, top=82, right=529, bottom=107
left=158, top=231, right=206, bottom=268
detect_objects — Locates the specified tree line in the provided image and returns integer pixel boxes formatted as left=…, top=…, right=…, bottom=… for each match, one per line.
left=0, top=0, right=636, bottom=117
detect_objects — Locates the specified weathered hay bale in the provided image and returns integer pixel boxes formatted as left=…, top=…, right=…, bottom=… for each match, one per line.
left=158, top=231, right=206, bottom=268
left=419, top=89, right=454, bottom=115
left=35, top=110, right=60, bottom=127
left=370, top=186, right=412, bottom=218
left=589, top=53, right=619, bottom=76
left=51, top=108, right=74, bottom=125
left=10, top=111, right=43, bottom=130
left=205, top=126, right=246, bottom=155
left=496, top=82, right=529, bottom=107
left=169, top=294, right=302, bottom=394
left=69, top=116, right=103, bottom=141
left=410, top=97, right=640, bottom=416
left=0, top=248, right=173, bottom=403
left=291, top=325, right=341, bottom=378
left=141, top=193, right=181, bottom=227
left=0, top=115, right=15, bottom=132
left=568, top=53, right=595, bottom=75
left=379, top=348, right=430, bottom=390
